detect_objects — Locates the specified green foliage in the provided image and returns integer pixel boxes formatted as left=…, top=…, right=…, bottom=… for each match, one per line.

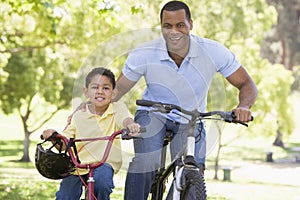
left=0, top=179, right=58, bottom=200
left=190, top=0, right=277, bottom=45
left=193, top=0, right=295, bottom=136
left=0, top=0, right=297, bottom=150
left=254, top=63, right=295, bottom=135
left=0, top=0, right=124, bottom=161
left=264, top=0, right=300, bottom=71
left=291, top=66, right=300, bottom=91
left=0, top=139, right=57, bottom=199
left=1, top=52, right=36, bottom=114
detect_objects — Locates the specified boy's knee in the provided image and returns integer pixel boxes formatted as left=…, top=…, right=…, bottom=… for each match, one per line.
left=96, top=177, right=114, bottom=189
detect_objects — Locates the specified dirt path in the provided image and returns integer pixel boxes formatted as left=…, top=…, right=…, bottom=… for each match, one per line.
left=205, top=160, right=300, bottom=199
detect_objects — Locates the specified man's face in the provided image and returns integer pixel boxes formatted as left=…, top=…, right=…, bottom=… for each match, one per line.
left=161, top=9, right=193, bottom=54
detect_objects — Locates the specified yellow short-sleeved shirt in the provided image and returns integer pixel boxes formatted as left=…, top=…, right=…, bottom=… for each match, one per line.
left=63, top=101, right=132, bottom=175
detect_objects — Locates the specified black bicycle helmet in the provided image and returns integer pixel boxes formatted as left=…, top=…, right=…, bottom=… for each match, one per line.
left=35, top=134, right=76, bottom=180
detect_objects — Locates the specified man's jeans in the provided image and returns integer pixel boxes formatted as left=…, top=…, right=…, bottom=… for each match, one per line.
left=124, top=110, right=206, bottom=200
left=56, top=163, right=114, bottom=200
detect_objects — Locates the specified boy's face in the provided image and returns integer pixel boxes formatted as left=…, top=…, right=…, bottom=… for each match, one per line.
left=84, top=74, right=115, bottom=110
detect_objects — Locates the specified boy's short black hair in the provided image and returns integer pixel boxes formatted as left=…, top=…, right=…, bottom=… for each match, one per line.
left=85, top=67, right=116, bottom=89
left=160, top=1, right=191, bottom=22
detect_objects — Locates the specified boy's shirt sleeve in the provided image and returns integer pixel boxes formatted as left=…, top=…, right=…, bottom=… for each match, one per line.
left=113, top=102, right=133, bottom=128
left=62, top=116, right=77, bottom=138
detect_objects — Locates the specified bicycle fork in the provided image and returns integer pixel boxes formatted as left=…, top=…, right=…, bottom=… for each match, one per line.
left=172, top=120, right=201, bottom=199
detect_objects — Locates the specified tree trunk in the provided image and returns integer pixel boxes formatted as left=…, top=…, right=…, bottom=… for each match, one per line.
left=20, top=131, right=31, bottom=162
left=214, top=145, right=221, bottom=180
left=214, top=122, right=223, bottom=180
left=273, top=130, right=285, bottom=148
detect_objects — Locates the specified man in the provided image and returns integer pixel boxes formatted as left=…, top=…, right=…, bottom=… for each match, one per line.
left=114, top=1, right=257, bottom=199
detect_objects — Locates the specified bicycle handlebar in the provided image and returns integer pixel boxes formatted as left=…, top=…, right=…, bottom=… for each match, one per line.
left=40, top=127, right=146, bottom=169
left=136, top=99, right=253, bottom=127
left=40, top=127, right=146, bottom=140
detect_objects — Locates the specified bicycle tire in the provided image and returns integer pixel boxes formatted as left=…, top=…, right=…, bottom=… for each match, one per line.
left=180, top=169, right=206, bottom=200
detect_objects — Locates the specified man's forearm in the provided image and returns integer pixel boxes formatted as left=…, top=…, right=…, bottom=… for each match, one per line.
left=113, top=84, right=131, bottom=102
left=113, top=73, right=136, bottom=102
left=237, top=81, right=258, bottom=109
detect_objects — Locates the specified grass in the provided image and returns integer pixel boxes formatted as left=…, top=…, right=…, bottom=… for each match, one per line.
left=1, top=93, right=300, bottom=199
left=0, top=140, right=125, bottom=199
left=1, top=137, right=300, bottom=200
left=0, top=140, right=58, bottom=200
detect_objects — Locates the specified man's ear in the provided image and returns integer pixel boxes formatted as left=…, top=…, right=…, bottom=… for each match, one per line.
left=190, top=19, right=193, bottom=30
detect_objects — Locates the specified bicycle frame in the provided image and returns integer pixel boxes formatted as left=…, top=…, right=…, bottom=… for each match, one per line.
left=136, top=99, right=252, bottom=200
left=150, top=113, right=202, bottom=200
left=49, top=129, right=132, bottom=200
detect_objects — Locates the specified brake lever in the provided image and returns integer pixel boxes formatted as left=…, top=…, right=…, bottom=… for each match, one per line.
left=236, top=121, right=248, bottom=127
left=149, top=104, right=169, bottom=113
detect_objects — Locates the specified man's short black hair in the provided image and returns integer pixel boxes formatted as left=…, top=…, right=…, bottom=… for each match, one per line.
left=160, top=1, right=191, bottom=22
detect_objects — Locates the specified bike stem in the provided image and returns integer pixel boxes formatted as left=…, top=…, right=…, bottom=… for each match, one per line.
left=87, top=166, right=96, bottom=200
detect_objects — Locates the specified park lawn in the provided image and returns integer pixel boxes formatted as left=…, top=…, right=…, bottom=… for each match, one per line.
left=1, top=137, right=300, bottom=200
left=0, top=140, right=126, bottom=200
left=1, top=93, right=300, bottom=199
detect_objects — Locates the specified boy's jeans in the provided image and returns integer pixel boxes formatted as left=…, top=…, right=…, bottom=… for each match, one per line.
left=56, top=163, right=114, bottom=200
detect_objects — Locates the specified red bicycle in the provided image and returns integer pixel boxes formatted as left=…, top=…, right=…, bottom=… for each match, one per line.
left=35, top=128, right=144, bottom=200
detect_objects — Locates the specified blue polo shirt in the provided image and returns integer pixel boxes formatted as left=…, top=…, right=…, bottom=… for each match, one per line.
left=122, top=34, right=240, bottom=122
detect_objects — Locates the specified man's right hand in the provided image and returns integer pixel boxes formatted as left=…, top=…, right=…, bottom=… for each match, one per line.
left=66, top=102, right=88, bottom=126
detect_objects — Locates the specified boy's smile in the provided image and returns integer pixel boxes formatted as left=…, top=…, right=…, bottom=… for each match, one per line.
left=85, top=74, right=115, bottom=115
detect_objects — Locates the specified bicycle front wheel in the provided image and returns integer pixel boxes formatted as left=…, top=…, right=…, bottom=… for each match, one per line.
left=180, top=168, right=206, bottom=200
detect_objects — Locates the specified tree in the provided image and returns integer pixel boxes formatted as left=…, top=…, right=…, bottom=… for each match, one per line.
left=1, top=51, right=73, bottom=161
left=262, top=0, right=300, bottom=92
left=263, top=0, right=300, bottom=70
left=0, top=0, right=296, bottom=166
left=0, top=0, right=122, bottom=162
left=194, top=0, right=295, bottom=176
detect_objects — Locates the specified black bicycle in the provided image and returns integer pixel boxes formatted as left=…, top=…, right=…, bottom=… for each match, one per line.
left=135, top=99, right=252, bottom=200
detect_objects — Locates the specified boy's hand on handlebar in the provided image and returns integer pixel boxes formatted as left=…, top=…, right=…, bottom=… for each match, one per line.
left=232, top=107, right=252, bottom=122
left=42, top=129, right=57, bottom=140
left=126, top=123, right=141, bottom=137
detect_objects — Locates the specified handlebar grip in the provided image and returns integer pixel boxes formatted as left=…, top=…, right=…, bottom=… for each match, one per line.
left=136, top=99, right=159, bottom=107
left=140, top=127, right=147, bottom=133
left=228, top=112, right=254, bottom=127
left=40, top=132, right=60, bottom=141
left=231, top=112, right=254, bottom=121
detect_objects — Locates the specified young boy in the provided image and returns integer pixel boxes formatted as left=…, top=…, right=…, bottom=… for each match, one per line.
left=42, top=67, right=141, bottom=200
